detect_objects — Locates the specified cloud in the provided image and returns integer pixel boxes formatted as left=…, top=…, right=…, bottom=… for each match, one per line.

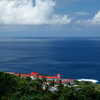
left=0, top=0, right=71, bottom=24
left=76, top=10, right=100, bottom=25
left=91, top=11, right=100, bottom=24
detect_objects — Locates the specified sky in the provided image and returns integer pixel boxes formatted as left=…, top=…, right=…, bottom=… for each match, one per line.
left=0, top=0, right=100, bottom=37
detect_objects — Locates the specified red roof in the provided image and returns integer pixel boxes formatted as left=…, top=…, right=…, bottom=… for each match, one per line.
left=15, top=74, right=31, bottom=77
left=31, top=72, right=39, bottom=75
left=46, top=76, right=58, bottom=79
left=13, top=72, right=70, bottom=80
left=8, top=72, right=75, bottom=83
left=38, top=75, right=46, bottom=78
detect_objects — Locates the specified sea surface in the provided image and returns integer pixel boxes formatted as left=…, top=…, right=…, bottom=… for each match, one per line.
left=0, top=37, right=100, bottom=80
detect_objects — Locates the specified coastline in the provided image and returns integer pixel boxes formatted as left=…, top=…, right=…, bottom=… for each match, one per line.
left=0, top=72, right=100, bottom=100
left=6, top=72, right=99, bottom=84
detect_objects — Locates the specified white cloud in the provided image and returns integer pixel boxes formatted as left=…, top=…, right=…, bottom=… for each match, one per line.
left=0, top=0, right=71, bottom=24
left=91, top=11, right=100, bottom=24
left=76, top=11, right=100, bottom=25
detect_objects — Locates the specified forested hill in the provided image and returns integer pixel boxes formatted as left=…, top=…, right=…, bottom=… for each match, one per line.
left=0, top=72, right=100, bottom=100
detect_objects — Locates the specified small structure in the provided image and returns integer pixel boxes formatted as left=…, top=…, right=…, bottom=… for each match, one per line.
left=7, top=72, right=75, bottom=85
left=48, top=86, right=58, bottom=93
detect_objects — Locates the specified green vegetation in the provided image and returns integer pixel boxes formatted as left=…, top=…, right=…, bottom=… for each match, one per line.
left=0, top=72, right=100, bottom=100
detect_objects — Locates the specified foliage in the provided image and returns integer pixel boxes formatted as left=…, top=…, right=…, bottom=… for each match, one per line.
left=0, top=72, right=100, bottom=100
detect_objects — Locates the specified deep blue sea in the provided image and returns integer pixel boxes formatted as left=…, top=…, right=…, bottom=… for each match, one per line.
left=0, top=37, right=100, bottom=80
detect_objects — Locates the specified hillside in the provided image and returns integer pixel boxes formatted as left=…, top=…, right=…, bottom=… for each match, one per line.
left=0, top=72, right=100, bottom=100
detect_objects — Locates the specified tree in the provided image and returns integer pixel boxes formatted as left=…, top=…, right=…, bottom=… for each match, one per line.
left=0, top=72, right=18, bottom=96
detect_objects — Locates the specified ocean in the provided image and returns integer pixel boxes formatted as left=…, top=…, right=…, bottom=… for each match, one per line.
left=0, top=37, right=100, bottom=80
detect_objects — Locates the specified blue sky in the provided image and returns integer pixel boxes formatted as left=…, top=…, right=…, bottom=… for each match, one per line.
left=0, top=0, right=100, bottom=37
left=57, top=0, right=100, bottom=12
